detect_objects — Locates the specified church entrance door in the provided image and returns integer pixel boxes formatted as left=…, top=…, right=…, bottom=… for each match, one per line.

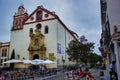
left=33, top=54, right=39, bottom=59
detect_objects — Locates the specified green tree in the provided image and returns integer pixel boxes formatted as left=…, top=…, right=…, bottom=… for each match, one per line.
left=88, top=53, right=102, bottom=63
left=66, top=40, right=94, bottom=65
left=10, top=49, right=15, bottom=69
left=88, top=53, right=102, bottom=67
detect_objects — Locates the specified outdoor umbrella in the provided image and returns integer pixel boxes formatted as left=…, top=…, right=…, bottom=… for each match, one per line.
left=3, top=59, right=22, bottom=64
left=22, top=59, right=32, bottom=68
left=22, top=60, right=32, bottom=64
left=43, top=59, right=56, bottom=64
left=31, top=59, right=44, bottom=65
left=42, top=59, right=56, bottom=69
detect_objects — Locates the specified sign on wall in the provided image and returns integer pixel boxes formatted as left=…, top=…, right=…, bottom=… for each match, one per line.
left=57, top=43, right=61, bottom=54
left=57, top=43, right=64, bottom=54
left=49, top=53, right=54, bottom=61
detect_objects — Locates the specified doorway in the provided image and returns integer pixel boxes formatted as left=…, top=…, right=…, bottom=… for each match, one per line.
left=33, top=54, right=39, bottom=59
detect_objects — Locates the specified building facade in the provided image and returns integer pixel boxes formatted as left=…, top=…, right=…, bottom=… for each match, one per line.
left=100, top=0, right=120, bottom=79
left=0, top=42, right=10, bottom=67
left=10, top=5, right=77, bottom=68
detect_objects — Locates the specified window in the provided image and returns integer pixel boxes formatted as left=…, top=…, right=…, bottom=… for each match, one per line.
left=4, top=49, right=7, bottom=56
left=36, top=11, right=42, bottom=20
left=36, top=23, right=41, bottom=29
left=2, top=49, right=4, bottom=56
left=45, top=26, right=48, bottom=34
left=34, top=39, right=39, bottom=46
left=30, top=28, right=33, bottom=33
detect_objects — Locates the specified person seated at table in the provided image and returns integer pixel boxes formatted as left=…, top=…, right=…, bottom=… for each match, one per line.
left=77, top=69, right=84, bottom=78
left=77, top=69, right=84, bottom=77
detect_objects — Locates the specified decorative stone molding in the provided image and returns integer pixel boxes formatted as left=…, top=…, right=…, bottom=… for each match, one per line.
left=111, top=32, right=120, bottom=40
left=28, top=26, right=46, bottom=60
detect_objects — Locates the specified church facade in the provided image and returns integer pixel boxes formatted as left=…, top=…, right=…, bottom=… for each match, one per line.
left=10, top=5, right=77, bottom=68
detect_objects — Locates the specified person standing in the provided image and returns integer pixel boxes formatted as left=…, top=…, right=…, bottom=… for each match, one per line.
left=0, top=70, right=5, bottom=80
left=109, top=61, right=118, bottom=80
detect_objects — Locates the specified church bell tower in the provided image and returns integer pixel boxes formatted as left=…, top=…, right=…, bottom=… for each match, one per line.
left=11, top=4, right=28, bottom=30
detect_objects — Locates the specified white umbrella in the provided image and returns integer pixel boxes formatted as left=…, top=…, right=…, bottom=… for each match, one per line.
left=0, top=56, right=8, bottom=59
left=32, top=59, right=44, bottom=62
left=22, top=60, right=32, bottom=68
left=43, top=59, right=56, bottom=64
left=3, top=59, right=22, bottom=64
left=31, top=62, right=43, bottom=65
left=22, top=60, right=32, bottom=64
left=31, top=59, right=44, bottom=65
left=42, top=59, right=56, bottom=69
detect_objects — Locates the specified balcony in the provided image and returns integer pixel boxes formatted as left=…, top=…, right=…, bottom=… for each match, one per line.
left=111, top=32, right=120, bottom=40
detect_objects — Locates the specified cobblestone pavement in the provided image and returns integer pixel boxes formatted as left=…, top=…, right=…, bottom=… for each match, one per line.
left=90, top=68, right=110, bottom=80
left=42, top=73, right=65, bottom=80
left=32, top=72, right=66, bottom=80
left=29, top=68, right=110, bottom=80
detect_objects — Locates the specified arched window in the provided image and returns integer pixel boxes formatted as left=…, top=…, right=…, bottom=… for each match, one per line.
left=45, top=26, right=48, bottom=34
left=36, top=11, right=42, bottom=20
left=30, top=28, right=33, bottom=33
left=34, top=39, right=39, bottom=46
left=36, top=23, right=41, bottom=29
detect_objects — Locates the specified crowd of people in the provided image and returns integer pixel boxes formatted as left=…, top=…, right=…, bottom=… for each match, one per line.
left=0, top=65, right=58, bottom=80
left=65, top=67, right=96, bottom=80
left=0, top=61, right=118, bottom=80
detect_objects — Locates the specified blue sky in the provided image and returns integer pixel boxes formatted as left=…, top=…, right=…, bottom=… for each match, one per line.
left=0, top=0, right=101, bottom=54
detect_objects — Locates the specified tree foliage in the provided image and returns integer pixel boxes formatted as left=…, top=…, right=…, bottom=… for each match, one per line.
left=10, top=49, right=15, bottom=69
left=66, top=40, right=94, bottom=64
left=88, top=53, right=102, bottom=63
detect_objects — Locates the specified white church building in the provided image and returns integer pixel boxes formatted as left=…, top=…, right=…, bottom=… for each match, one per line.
left=10, top=5, right=78, bottom=68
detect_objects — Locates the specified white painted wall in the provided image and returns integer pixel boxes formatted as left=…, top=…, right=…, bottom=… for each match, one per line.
left=10, top=17, right=75, bottom=67
left=107, top=0, right=120, bottom=34
left=10, top=19, right=58, bottom=60
left=56, top=20, right=75, bottom=64
left=107, top=0, right=120, bottom=79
